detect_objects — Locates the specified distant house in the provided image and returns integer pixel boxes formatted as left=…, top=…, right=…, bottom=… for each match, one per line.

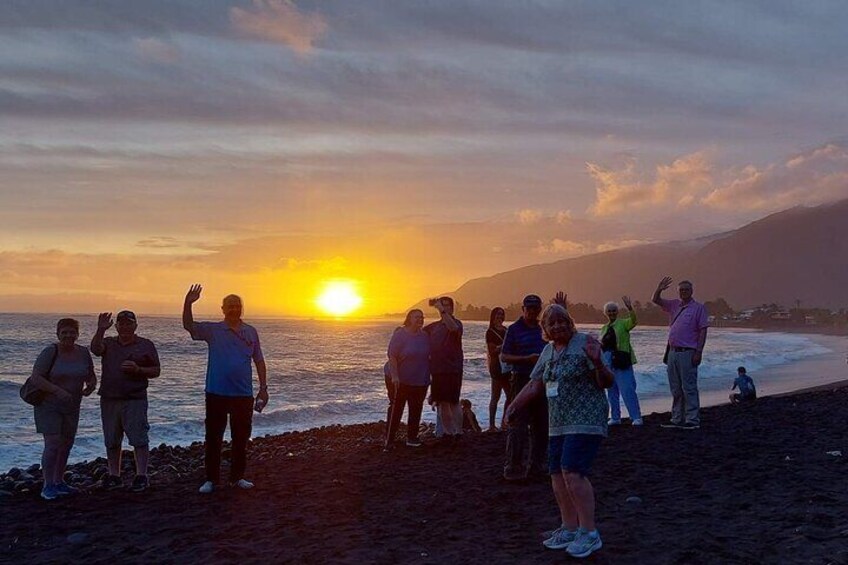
left=769, top=311, right=792, bottom=321
left=804, top=315, right=817, bottom=325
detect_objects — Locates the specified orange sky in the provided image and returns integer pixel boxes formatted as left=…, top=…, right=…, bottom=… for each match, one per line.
left=2, top=2, right=848, bottom=317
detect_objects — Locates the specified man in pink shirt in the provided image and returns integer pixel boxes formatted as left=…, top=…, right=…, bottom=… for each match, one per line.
left=652, top=277, right=709, bottom=429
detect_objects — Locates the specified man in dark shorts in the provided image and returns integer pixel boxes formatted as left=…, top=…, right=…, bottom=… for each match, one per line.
left=501, top=294, right=548, bottom=480
left=91, top=310, right=161, bottom=492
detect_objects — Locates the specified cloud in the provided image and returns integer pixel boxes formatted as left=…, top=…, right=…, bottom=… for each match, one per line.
left=556, top=210, right=573, bottom=224
left=588, top=152, right=713, bottom=216
left=133, top=37, right=181, bottom=64
left=534, top=239, right=589, bottom=256
left=136, top=236, right=181, bottom=249
left=516, top=209, right=542, bottom=225
left=230, top=0, right=327, bottom=53
left=703, top=143, right=848, bottom=211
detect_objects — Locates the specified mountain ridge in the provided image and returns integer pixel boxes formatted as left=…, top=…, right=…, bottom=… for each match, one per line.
left=414, top=200, right=848, bottom=311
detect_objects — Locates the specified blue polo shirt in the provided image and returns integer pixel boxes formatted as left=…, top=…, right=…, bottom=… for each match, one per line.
left=191, top=321, right=264, bottom=397
left=502, top=317, right=546, bottom=378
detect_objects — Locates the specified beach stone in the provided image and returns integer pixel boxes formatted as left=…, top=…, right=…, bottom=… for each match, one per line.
left=7, top=468, right=21, bottom=480
left=26, top=464, right=41, bottom=475
left=67, top=533, right=89, bottom=545
left=626, top=496, right=643, bottom=505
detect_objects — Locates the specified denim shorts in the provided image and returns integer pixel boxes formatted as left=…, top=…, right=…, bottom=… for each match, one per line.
left=548, top=434, right=603, bottom=477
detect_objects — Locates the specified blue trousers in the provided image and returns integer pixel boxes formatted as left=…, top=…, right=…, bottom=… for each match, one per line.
left=603, top=352, right=642, bottom=422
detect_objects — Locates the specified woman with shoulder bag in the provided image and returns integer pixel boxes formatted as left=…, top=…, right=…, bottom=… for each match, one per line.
left=600, top=296, right=642, bottom=426
left=29, top=318, right=97, bottom=500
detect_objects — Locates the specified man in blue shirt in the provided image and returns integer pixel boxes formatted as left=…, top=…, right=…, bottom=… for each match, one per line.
left=501, top=294, right=549, bottom=481
left=183, top=284, right=268, bottom=494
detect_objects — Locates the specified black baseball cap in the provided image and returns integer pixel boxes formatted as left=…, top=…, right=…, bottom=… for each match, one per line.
left=116, top=310, right=137, bottom=322
left=522, top=294, right=543, bottom=308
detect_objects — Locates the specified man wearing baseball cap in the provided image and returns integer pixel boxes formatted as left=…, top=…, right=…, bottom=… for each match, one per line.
left=91, top=310, right=161, bottom=492
left=501, top=294, right=549, bottom=481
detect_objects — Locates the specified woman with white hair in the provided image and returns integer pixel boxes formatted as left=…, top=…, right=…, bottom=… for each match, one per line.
left=599, top=296, right=642, bottom=426
left=505, top=302, right=613, bottom=559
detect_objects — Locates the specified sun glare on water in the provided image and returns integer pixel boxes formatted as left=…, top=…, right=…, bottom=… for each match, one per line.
left=316, top=281, right=363, bottom=317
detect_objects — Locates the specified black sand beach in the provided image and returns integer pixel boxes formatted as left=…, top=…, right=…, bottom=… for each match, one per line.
left=2, top=383, right=848, bottom=564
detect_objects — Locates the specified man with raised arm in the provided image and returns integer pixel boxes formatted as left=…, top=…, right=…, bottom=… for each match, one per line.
left=182, top=284, right=269, bottom=494
left=652, top=277, right=709, bottom=430
left=91, top=310, right=160, bottom=492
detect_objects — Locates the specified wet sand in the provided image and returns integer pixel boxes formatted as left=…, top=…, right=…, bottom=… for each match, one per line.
left=2, top=378, right=848, bottom=564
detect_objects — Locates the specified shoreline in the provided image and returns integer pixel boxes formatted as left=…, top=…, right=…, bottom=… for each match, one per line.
left=3, top=381, right=848, bottom=563
left=1, top=331, right=844, bottom=474
left=638, top=331, right=846, bottom=417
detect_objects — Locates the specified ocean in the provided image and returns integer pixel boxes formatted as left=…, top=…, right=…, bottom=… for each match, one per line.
left=0, top=313, right=832, bottom=471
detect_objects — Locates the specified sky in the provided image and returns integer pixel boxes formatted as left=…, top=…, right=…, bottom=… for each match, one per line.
left=2, top=0, right=848, bottom=317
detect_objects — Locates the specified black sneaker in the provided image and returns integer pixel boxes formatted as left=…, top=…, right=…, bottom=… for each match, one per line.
left=130, top=475, right=149, bottom=493
left=660, top=421, right=684, bottom=429
left=681, top=422, right=700, bottom=430
left=102, top=474, right=123, bottom=490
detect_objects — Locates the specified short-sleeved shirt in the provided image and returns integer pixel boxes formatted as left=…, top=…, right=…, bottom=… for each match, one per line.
left=530, top=333, right=608, bottom=437
left=423, top=318, right=463, bottom=375
left=33, top=344, right=95, bottom=410
left=191, top=321, right=264, bottom=397
left=95, top=336, right=160, bottom=400
left=734, top=375, right=756, bottom=398
left=387, top=328, right=431, bottom=387
left=658, top=298, right=709, bottom=349
left=502, top=317, right=547, bottom=378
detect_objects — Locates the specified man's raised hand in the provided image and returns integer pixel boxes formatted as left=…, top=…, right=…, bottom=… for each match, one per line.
left=97, top=312, right=113, bottom=331
left=656, top=276, right=673, bottom=293
left=185, top=284, right=203, bottom=304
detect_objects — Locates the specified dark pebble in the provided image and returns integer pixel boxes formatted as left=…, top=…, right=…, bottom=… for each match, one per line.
left=67, top=533, right=89, bottom=545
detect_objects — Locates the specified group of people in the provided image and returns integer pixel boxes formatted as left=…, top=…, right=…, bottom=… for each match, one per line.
left=25, top=285, right=268, bottom=499
left=384, top=276, right=712, bottom=559
left=384, top=297, right=464, bottom=450
left=26, top=276, right=716, bottom=560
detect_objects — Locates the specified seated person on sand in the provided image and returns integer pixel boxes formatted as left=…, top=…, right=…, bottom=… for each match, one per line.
left=461, top=399, right=482, bottom=433
left=729, top=366, right=756, bottom=404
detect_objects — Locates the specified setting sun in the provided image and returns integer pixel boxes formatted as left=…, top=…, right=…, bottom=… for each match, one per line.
left=316, top=281, right=364, bottom=317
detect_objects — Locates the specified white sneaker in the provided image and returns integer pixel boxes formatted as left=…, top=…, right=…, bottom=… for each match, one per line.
left=607, top=418, right=621, bottom=425
left=632, top=419, right=644, bottom=426
left=230, top=478, right=254, bottom=489
left=198, top=481, right=214, bottom=494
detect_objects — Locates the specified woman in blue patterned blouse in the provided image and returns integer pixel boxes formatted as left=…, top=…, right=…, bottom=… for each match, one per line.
left=505, top=303, right=614, bottom=559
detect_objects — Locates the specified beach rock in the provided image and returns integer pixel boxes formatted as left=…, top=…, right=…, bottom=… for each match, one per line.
left=626, top=496, right=643, bottom=505
left=26, top=464, right=41, bottom=475
left=67, top=533, right=89, bottom=545
left=0, top=489, right=12, bottom=497
left=92, top=466, right=108, bottom=481
left=7, top=468, right=21, bottom=480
